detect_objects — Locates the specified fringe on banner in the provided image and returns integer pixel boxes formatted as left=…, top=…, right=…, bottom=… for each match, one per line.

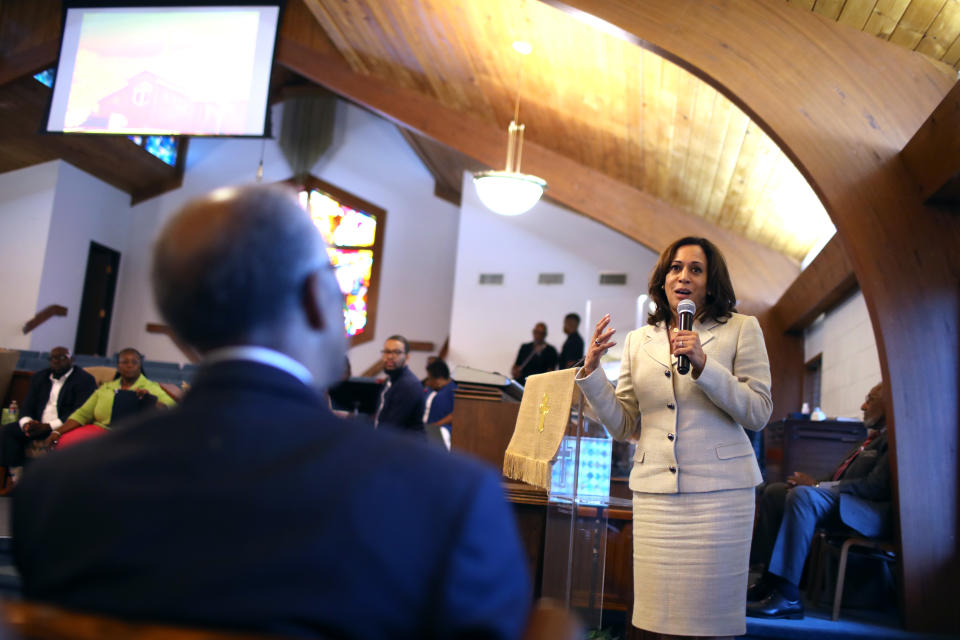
left=503, top=450, right=552, bottom=492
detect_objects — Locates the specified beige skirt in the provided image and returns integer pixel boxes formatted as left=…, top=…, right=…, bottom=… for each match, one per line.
left=631, top=488, right=754, bottom=636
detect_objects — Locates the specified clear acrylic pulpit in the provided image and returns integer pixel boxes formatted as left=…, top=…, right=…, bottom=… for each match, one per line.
left=540, top=387, right=632, bottom=630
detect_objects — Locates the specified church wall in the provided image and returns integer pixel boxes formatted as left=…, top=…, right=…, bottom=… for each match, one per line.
left=447, top=172, right=659, bottom=377
left=804, top=288, right=882, bottom=420
left=308, top=101, right=461, bottom=378
left=110, top=100, right=461, bottom=376
left=0, top=162, right=59, bottom=350
left=31, top=161, right=132, bottom=354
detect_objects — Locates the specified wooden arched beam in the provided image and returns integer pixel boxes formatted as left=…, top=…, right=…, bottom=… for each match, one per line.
left=549, top=0, right=960, bottom=632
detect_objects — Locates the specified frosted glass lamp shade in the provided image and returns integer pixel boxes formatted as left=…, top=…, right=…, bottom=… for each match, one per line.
left=473, top=170, right=547, bottom=216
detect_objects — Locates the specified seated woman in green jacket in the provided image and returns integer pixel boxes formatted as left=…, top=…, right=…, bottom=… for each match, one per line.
left=48, top=348, right=176, bottom=448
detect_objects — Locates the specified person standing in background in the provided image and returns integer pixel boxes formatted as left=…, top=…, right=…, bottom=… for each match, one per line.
left=559, top=313, right=585, bottom=368
left=511, top=322, right=558, bottom=385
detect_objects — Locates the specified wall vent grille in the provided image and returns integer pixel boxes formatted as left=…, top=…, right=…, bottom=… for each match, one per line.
left=599, top=273, right=628, bottom=285
left=479, top=273, right=504, bottom=285
left=538, top=273, right=564, bottom=285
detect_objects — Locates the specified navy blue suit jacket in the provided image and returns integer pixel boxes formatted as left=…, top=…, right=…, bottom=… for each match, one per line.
left=21, top=366, right=97, bottom=424
left=835, top=430, right=892, bottom=538
left=13, top=360, right=531, bottom=639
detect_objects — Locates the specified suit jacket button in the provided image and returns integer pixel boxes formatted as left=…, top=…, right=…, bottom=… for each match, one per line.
left=667, top=403, right=675, bottom=410
left=669, top=466, right=677, bottom=473
left=664, top=370, right=671, bottom=377
left=667, top=433, right=675, bottom=441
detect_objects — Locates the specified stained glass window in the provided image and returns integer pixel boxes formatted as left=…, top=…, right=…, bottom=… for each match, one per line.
left=127, top=135, right=179, bottom=166
left=295, top=180, right=384, bottom=344
left=34, top=68, right=55, bottom=88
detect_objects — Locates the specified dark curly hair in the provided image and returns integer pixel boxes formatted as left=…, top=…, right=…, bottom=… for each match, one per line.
left=646, top=237, right=737, bottom=327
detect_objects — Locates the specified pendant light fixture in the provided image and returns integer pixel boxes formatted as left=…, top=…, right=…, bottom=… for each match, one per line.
left=473, top=41, right=547, bottom=216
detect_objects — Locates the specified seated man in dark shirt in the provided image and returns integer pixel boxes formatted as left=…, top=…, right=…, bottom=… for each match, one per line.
left=559, top=313, right=585, bottom=369
left=374, top=334, right=425, bottom=434
left=0, top=346, right=97, bottom=491
left=510, top=322, right=558, bottom=385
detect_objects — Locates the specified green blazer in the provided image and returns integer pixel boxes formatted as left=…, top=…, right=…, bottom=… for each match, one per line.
left=68, top=374, right=176, bottom=428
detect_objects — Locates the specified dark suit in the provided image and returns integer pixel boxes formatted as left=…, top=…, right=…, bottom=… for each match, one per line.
left=374, top=365, right=424, bottom=433
left=1, top=366, right=97, bottom=467
left=559, top=332, right=584, bottom=369
left=753, top=429, right=891, bottom=585
left=13, top=360, right=531, bottom=639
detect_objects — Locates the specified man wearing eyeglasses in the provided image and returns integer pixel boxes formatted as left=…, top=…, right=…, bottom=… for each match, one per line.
left=0, top=346, right=97, bottom=492
left=374, top=335, right=425, bottom=434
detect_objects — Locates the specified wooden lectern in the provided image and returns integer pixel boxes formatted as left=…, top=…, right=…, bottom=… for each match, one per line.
left=450, top=382, right=520, bottom=469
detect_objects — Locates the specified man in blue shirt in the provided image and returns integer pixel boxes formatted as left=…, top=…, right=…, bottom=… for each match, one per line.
left=422, top=359, right=457, bottom=449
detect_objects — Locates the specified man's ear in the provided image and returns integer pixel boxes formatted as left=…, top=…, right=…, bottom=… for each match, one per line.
left=302, top=270, right=326, bottom=331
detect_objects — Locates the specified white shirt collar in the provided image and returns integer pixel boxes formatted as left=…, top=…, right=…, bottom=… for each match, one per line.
left=49, top=366, right=74, bottom=383
left=203, top=346, right=314, bottom=387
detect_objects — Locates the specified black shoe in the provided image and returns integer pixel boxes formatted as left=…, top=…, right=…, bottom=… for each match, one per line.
left=747, top=580, right=772, bottom=603
left=746, top=590, right=804, bottom=619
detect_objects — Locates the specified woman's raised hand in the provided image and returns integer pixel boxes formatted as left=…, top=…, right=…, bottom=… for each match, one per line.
left=583, top=314, right=617, bottom=376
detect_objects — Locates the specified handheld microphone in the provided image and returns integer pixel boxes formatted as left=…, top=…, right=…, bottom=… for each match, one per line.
left=676, top=299, right=696, bottom=375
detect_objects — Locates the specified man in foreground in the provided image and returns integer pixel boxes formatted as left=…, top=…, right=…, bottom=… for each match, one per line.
left=13, top=185, right=531, bottom=639
left=747, top=383, right=890, bottom=619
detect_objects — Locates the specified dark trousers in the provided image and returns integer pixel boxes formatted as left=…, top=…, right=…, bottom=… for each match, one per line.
left=767, top=485, right=841, bottom=586
left=0, top=422, right=41, bottom=468
left=751, top=481, right=789, bottom=567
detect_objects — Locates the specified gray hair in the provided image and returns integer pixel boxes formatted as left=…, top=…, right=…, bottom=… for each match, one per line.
left=152, top=185, right=325, bottom=351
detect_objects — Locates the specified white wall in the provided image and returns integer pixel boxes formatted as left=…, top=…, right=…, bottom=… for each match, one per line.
left=111, top=100, right=461, bottom=375
left=804, top=289, right=882, bottom=419
left=447, top=172, right=659, bottom=375
left=31, top=162, right=132, bottom=352
left=308, top=102, right=460, bottom=378
left=0, top=162, right=59, bottom=349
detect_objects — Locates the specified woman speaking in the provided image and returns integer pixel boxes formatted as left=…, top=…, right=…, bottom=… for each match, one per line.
left=577, top=237, right=772, bottom=639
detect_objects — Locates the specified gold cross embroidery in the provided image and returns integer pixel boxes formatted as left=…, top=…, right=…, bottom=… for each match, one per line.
left=537, top=392, right=550, bottom=432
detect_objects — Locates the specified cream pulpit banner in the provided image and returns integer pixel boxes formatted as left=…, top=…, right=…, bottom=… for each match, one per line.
left=502, top=368, right=579, bottom=491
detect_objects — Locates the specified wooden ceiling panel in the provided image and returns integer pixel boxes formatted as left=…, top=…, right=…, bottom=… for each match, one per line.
left=802, top=0, right=960, bottom=71
left=889, top=0, right=946, bottom=49
left=304, top=0, right=838, bottom=262
left=863, top=0, right=912, bottom=39
left=2, top=0, right=953, bottom=262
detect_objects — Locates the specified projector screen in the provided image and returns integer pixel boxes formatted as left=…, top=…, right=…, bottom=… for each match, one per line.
left=46, top=4, right=280, bottom=136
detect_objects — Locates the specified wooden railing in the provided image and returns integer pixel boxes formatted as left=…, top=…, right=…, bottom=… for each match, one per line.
left=145, top=323, right=200, bottom=363
left=22, top=305, right=67, bottom=334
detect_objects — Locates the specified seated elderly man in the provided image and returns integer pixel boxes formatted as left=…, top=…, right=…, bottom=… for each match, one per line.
left=747, top=383, right=890, bottom=619
left=0, top=347, right=97, bottom=491
left=13, top=185, right=531, bottom=639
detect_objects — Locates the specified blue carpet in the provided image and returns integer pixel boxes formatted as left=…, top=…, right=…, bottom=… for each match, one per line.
left=743, top=605, right=958, bottom=640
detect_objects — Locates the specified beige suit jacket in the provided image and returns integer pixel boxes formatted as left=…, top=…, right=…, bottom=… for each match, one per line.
left=577, top=312, right=772, bottom=493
